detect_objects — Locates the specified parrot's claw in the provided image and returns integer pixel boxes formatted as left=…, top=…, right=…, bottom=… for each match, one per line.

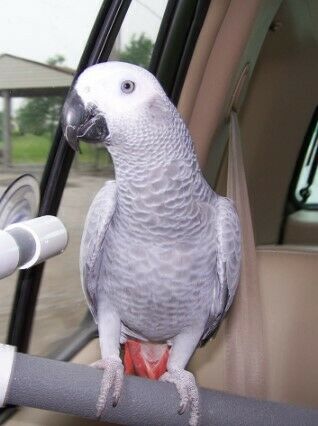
left=160, top=368, right=200, bottom=426
left=91, top=357, right=124, bottom=418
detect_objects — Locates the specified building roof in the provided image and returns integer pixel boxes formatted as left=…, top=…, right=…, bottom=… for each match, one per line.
left=0, top=54, right=74, bottom=97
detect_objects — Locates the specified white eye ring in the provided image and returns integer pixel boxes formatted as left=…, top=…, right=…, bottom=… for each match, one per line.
left=121, top=80, right=135, bottom=94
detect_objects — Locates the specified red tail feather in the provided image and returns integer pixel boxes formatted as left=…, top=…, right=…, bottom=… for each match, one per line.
left=124, top=340, right=170, bottom=380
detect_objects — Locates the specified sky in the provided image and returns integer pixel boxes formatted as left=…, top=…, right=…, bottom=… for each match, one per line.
left=0, top=0, right=167, bottom=69
left=0, top=0, right=167, bottom=111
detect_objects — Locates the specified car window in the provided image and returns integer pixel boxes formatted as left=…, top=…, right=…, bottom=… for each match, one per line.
left=294, top=108, right=318, bottom=207
left=0, top=0, right=104, bottom=346
left=28, top=0, right=168, bottom=356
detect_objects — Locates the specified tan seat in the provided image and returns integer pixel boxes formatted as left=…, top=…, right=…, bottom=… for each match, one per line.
left=189, top=245, right=318, bottom=409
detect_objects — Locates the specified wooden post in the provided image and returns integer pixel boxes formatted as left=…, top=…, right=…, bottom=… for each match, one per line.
left=2, top=90, right=12, bottom=167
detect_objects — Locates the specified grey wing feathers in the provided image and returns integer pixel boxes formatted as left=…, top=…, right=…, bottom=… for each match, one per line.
left=201, top=196, right=241, bottom=344
left=80, top=180, right=117, bottom=322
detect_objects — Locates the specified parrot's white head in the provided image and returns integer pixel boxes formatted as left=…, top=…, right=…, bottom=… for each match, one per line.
left=61, top=61, right=176, bottom=156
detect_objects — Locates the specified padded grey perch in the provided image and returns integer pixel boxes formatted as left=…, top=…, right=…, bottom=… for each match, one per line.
left=4, top=352, right=318, bottom=425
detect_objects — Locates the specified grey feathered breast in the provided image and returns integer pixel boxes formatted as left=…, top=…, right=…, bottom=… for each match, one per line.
left=80, top=157, right=241, bottom=345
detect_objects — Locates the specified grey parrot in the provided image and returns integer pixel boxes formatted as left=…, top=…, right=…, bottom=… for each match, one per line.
left=61, top=61, right=241, bottom=426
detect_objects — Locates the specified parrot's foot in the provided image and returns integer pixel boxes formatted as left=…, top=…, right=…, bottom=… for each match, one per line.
left=160, top=368, right=200, bottom=426
left=91, top=357, right=124, bottom=418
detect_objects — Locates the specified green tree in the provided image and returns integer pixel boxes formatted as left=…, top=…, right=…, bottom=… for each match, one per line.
left=16, top=55, right=66, bottom=136
left=118, top=33, right=154, bottom=68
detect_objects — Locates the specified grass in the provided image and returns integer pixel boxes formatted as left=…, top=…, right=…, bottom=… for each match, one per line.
left=0, top=133, right=111, bottom=167
left=12, top=133, right=51, bottom=163
left=78, top=141, right=111, bottom=167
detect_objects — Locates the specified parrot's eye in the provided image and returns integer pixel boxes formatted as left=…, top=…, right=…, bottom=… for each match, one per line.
left=121, top=80, right=135, bottom=94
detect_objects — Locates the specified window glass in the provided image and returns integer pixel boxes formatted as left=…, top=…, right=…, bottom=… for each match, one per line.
left=30, top=0, right=168, bottom=356
left=0, top=0, right=104, bottom=350
left=294, top=115, right=318, bottom=206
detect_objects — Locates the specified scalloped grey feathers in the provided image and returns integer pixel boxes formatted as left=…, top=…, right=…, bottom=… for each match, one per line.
left=80, top=168, right=241, bottom=345
left=80, top=179, right=117, bottom=322
left=78, top=62, right=241, bottom=347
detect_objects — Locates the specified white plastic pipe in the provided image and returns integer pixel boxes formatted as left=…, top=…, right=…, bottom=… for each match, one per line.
left=5, top=216, right=68, bottom=269
left=0, top=344, right=16, bottom=407
left=0, top=230, right=19, bottom=279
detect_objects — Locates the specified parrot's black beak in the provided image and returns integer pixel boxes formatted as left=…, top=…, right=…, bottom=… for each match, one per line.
left=61, top=88, right=110, bottom=151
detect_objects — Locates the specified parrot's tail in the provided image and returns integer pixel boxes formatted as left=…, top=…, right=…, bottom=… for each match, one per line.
left=124, top=340, right=170, bottom=380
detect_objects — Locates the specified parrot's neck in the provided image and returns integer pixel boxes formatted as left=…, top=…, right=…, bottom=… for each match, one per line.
left=111, top=121, right=198, bottom=195
left=108, top=120, right=212, bottom=236
left=109, top=109, right=198, bottom=175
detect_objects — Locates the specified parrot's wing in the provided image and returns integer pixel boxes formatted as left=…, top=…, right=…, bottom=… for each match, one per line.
left=80, top=179, right=117, bottom=322
left=201, top=196, right=241, bottom=345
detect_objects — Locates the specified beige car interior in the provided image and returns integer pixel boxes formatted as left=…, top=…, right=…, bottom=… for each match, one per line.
left=7, top=0, right=318, bottom=424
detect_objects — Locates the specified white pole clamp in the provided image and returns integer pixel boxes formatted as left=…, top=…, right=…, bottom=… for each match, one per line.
left=6, top=215, right=68, bottom=269
left=0, top=231, right=19, bottom=279
left=0, top=344, right=16, bottom=407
